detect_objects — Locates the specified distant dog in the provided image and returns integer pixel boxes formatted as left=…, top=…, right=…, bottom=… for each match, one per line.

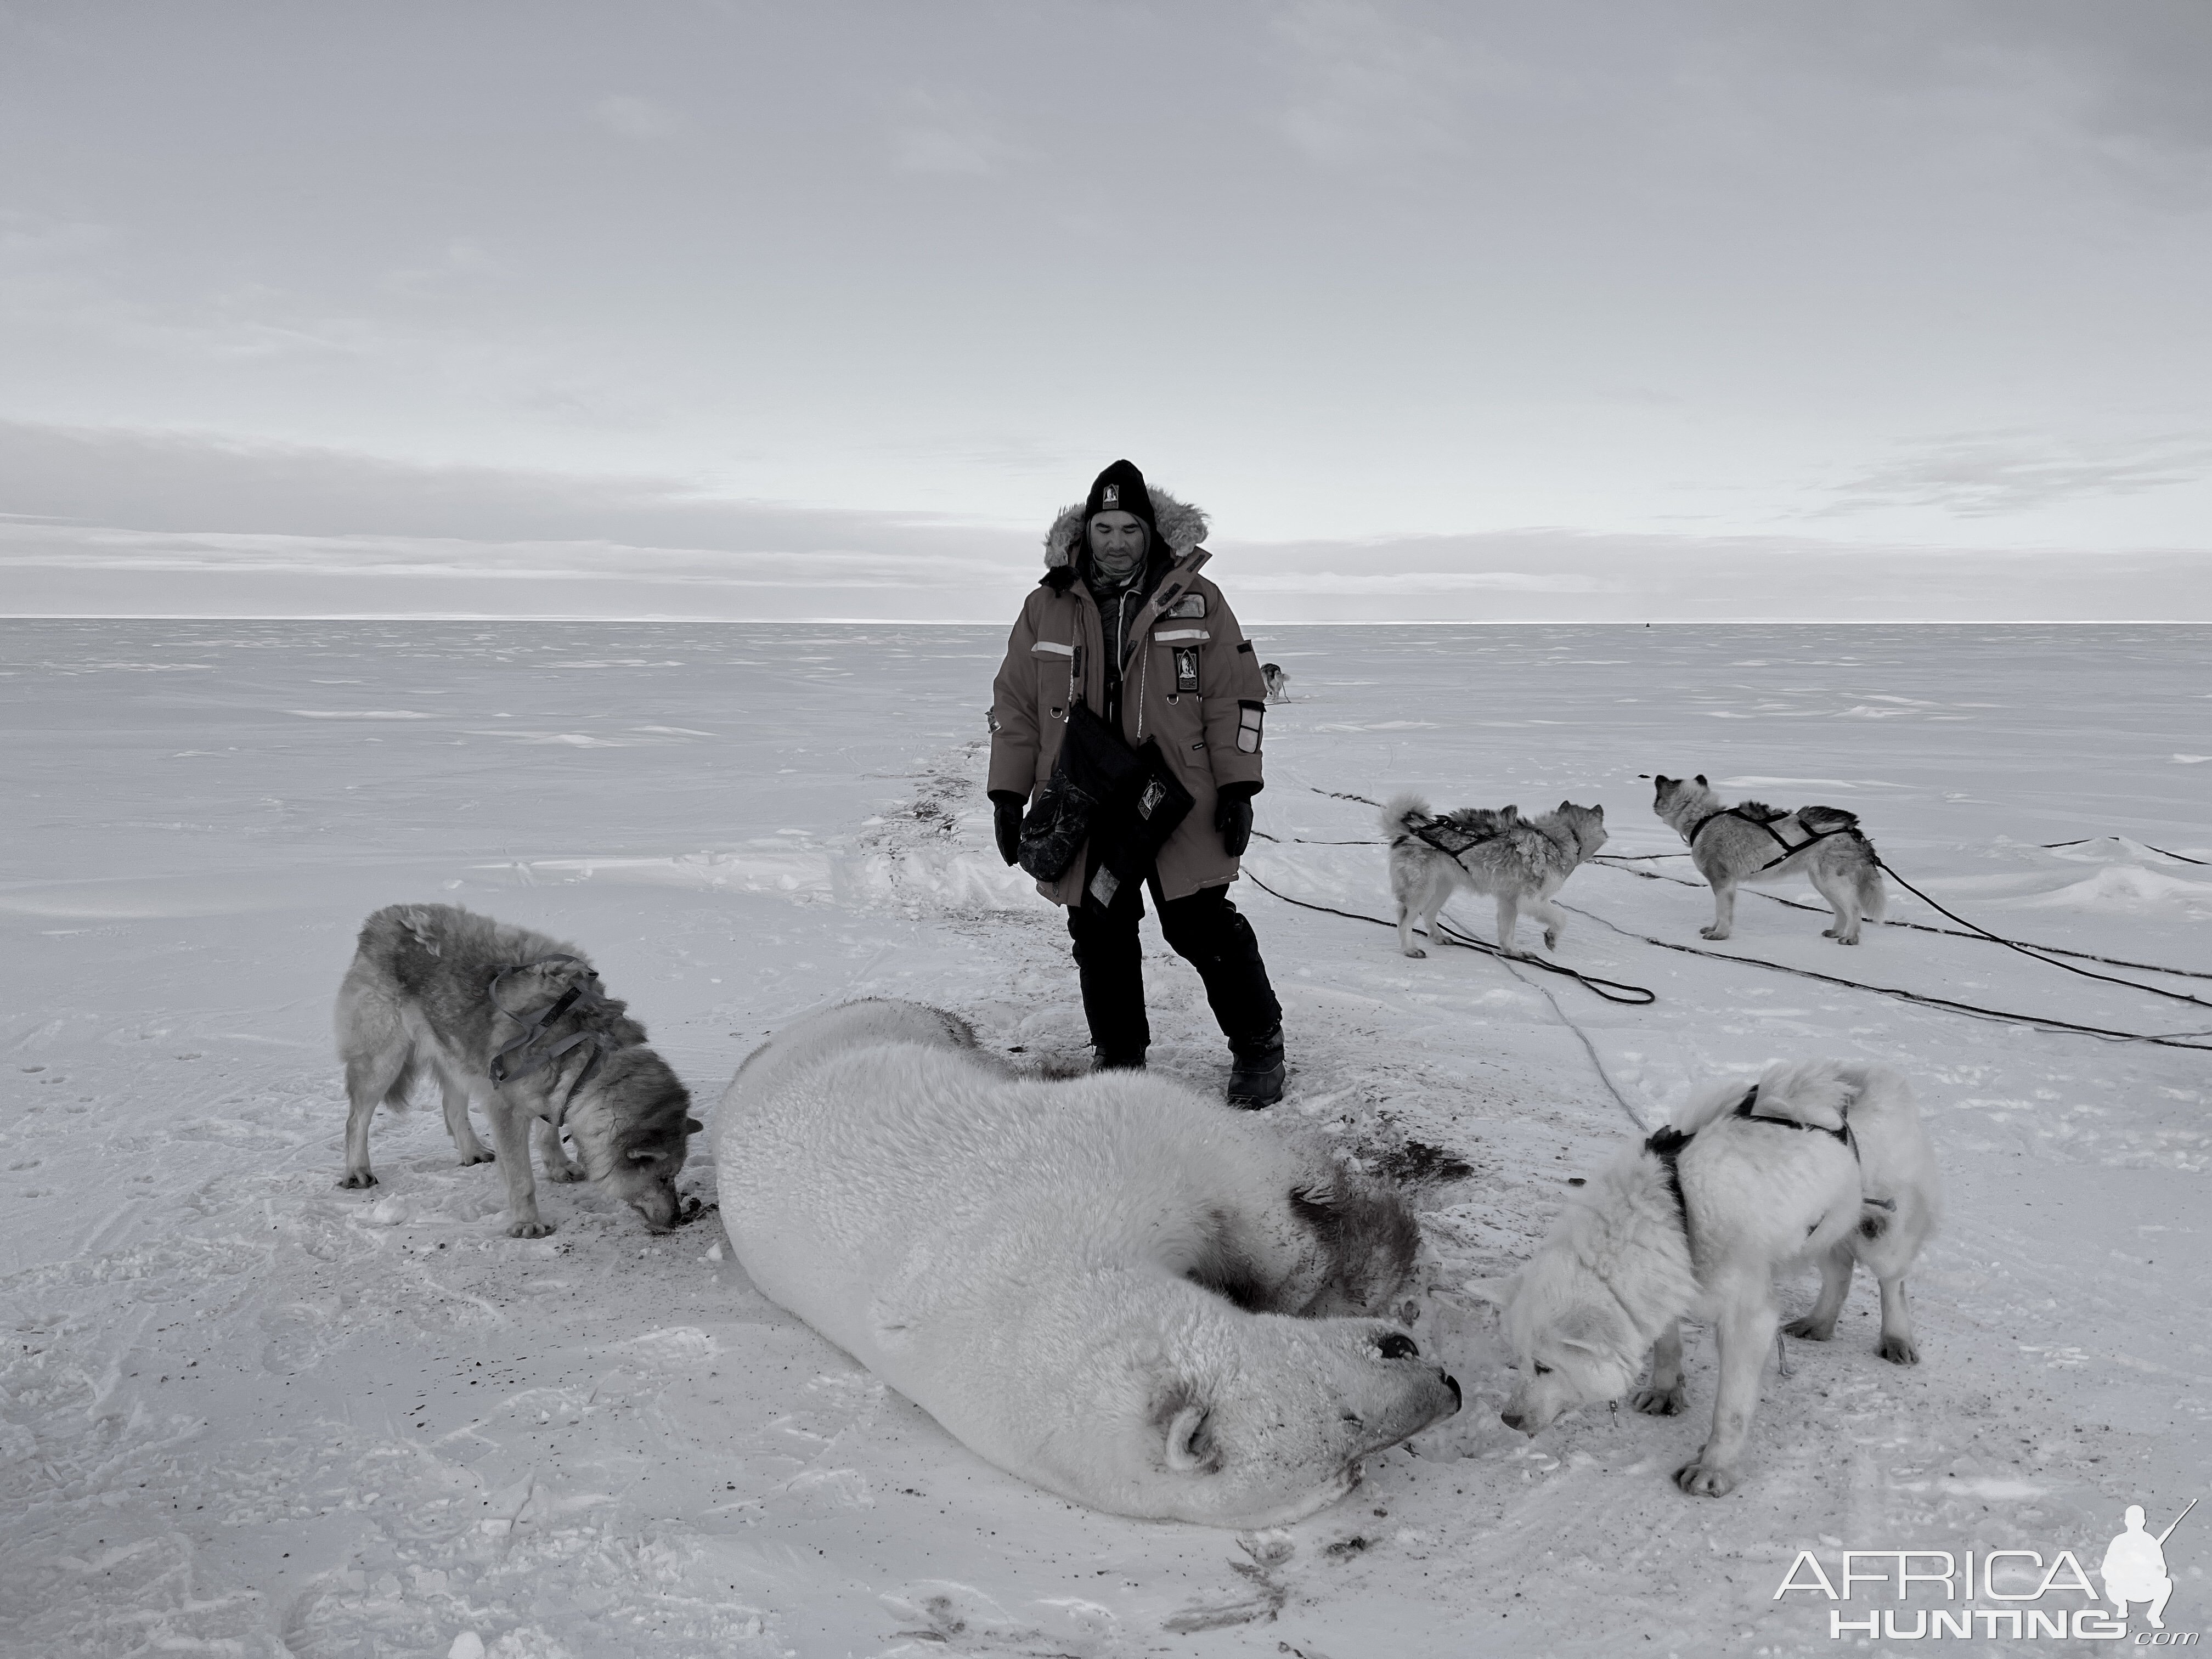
left=1262, top=662, right=1290, bottom=703
left=1474, top=1059, right=1940, bottom=1496
left=1651, top=774, right=1886, bottom=944
left=334, top=904, right=701, bottom=1237
left=1381, top=794, right=1609, bottom=957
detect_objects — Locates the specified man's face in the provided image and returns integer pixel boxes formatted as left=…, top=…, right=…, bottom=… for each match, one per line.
left=1087, top=511, right=1148, bottom=576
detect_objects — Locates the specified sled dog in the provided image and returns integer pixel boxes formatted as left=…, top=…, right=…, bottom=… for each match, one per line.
left=1651, top=774, right=1887, bottom=944
left=715, top=1000, right=1461, bottom=1527
left=1475, top=1059, right=1939, bottom=1496
left=1262, top=662, right=1290, bottom=703
left=1381, top=794, right=1609, bottom=957
left=334, top=904, right=701, bottom=1237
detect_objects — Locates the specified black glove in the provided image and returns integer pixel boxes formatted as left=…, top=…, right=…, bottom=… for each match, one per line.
left=990, top=791, right=1025, bottom=866
left=1215, top=782, right=1259, bottom=858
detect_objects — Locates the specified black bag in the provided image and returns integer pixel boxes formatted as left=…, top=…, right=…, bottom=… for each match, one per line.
left=1085, top=741, right=1194, bottom=907
left=1018, top=702, right=1146, bottom=883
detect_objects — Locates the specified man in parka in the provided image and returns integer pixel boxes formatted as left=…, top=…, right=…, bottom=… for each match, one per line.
left=987, top=459, right=1286, bottom=1106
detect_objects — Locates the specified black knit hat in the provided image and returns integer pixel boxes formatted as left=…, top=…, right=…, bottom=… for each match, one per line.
left=1082, top=459, right=1159, bottom=540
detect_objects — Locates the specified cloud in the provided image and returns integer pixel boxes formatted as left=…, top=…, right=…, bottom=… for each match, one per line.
left=890, top=91, right=1015, bottom=177
left=591, top=94, right=681, bottom=140
left=2, top=421, right=2206, bottom=623
left=0, top=419, right=1033, bottom=554
left=1819, top=431, right=2212, bottom=518
left=0, top=207, right=118, bottom=268
left=0, top=524, right=1021, bottom=589
left=1271, top=0, right=1481, bottom=166
left=1232, top=569, right=1618, bottom=595
left=380, top=237, right=496, bottom=298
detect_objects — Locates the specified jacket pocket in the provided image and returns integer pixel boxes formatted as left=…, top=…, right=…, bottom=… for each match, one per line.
left=1031, top=639, right=1079, bottom=721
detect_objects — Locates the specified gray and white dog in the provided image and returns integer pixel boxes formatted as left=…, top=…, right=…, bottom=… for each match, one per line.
left=1381, top=794, right=1609, bottom=957
left=1651, top=774, right=1886, bottom=944
left=1261, top=662, right=1290, bottom=703
left=1474, top=1059, right=1940, bottom=1497
left=334, top=904, right=700, bottom=1237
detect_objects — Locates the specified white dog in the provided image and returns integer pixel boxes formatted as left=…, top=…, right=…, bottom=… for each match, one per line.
left=714, top=1000, right=1462, bottom=1527
left=1475, top=1060, right=1939, bottom=1496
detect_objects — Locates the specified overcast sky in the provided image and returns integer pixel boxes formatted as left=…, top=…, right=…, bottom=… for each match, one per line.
left=3, top=2, right=2209, bottom=620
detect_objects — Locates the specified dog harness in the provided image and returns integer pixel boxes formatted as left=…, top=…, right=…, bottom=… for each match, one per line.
left=487, top=955, right=614, bottom=1124
left=1644, top=1124, right=1697, bottom=1251
left=1644, top=1084, right=1864, bottom=1256
left=1407, top=814, right=1508, bottom=860
left=1642, top=1085, right=1887, bottom=1379
left=1683, top=806, right=1864, bottom=873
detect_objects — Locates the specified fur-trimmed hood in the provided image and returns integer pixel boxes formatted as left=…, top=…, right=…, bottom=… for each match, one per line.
left=1043, top=486, right=1209, bottom=569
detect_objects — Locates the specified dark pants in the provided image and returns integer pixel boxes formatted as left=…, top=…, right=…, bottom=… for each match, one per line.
left=1065, top=873, right=1282, bottom=1059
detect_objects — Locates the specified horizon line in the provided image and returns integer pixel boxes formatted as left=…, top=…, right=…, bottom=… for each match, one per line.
left=3, top=613, right=2207, bottom=627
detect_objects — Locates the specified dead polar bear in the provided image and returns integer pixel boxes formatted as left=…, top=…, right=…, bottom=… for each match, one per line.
left=714, top=1000, right=1462, bottom=1527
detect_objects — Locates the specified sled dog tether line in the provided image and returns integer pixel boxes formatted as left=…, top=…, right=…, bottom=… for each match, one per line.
left=1864, top=854, right=2210, bottom=1012
left=1249, top=865, right=2212, bottom=1052
left=1294, top=783, right=2212, bottom=997
left=1239, top=871, right=1657, bottom=1007
left=1267, top=783, right=2212, bottom=1048
left=1489, top=951, right=1648, bottom=1131
left=1590, top=855, right=2212, bottom=982
left=1555, top=902, right=2212, bottom=1053
left=1240, top=867, right=1651, bottom=1126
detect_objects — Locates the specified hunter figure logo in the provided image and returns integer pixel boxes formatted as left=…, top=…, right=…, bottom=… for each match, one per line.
left=1101, top=483, right=1120, bottom=508
left=2105, top=1501, right=2193, bottom=1630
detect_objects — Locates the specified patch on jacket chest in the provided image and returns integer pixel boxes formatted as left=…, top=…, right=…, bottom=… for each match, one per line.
left=1166, top=593, right=1207, bottom=619
left=1173, top=647, right=1201, bottom=693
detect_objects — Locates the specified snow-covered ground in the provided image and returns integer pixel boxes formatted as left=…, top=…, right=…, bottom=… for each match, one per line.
left=1, top=618, right=2206, bottom=1658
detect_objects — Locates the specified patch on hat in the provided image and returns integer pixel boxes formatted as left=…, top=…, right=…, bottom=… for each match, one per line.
left=1101, top=484, right=1120, bottom=509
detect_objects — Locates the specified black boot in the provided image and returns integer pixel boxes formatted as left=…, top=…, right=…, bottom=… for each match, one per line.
left=1226, top=1024, right=1285, bottom=1109
left=1093, top=1047, right=1147, bottom=1073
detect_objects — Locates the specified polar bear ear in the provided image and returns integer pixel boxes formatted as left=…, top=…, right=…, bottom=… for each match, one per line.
left=1163, top=1403, right=1216, bottom=1474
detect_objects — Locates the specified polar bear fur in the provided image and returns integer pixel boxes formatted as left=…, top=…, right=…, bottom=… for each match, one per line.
left=715, top=1000, right=1462, bottom=1527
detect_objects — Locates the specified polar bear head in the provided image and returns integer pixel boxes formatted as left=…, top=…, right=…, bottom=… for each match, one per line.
left=1051, top=1297, right=1462, bottom=1528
